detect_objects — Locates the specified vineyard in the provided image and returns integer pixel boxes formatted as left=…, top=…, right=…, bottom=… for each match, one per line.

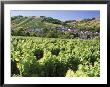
left=11, top=16, right=100, bottom=39
left=11, top=36, right=100, bottom=77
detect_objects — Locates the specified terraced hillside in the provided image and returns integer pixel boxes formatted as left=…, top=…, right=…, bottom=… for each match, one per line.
left=11, top=16, right=100, bottom=39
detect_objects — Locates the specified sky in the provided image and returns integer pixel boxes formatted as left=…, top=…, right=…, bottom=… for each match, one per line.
left=11, top=10, right=100, bottom=21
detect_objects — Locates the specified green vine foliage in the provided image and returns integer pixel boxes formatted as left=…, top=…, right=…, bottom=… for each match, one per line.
left=11, top=36, right=100, bottom=77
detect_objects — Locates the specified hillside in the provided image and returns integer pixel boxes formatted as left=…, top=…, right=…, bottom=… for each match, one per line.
left=11, top=16, right=100, bottom=39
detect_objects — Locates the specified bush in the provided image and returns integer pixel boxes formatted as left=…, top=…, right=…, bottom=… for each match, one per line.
left=37, top=55, right=68, bottom=77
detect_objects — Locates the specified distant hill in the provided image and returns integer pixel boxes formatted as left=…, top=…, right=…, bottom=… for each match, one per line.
left=95, top=17, right=100, bottom=21
left=11, top=16, right=100, bottom=39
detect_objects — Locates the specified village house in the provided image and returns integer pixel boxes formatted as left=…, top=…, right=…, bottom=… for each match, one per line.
left=25, top=28, right=42, bottom=33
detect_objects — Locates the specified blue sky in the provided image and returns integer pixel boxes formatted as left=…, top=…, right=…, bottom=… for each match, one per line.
left=11, top=10, right=100, bottom=21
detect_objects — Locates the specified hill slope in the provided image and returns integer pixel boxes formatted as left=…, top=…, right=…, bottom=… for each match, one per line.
left=11, top=16, right=100, bottom=39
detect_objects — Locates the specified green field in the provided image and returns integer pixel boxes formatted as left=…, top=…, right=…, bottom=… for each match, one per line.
left=11, top=36, right=100, bottom=77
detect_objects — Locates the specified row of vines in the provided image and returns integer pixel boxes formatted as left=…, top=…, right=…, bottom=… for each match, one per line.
left=11, top=36, right=100, bottom=77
